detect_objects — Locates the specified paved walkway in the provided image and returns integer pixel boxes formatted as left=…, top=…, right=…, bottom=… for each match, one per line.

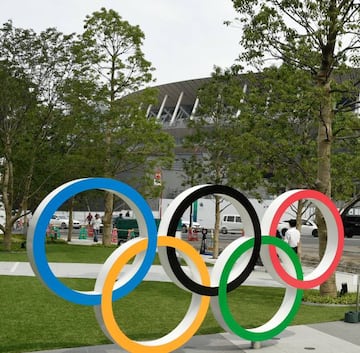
left=21, top=321, right=360, bottom=353
left=1, top=255, right=359, bottom=292
left=1, top=248, right=359, bottom=353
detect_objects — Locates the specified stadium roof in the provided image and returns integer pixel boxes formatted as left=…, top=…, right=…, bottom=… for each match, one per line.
left=142, top=69, right=360, bottom=128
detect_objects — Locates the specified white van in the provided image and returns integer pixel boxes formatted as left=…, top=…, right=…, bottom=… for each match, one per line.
left=220, top=214, right=244, bottom=235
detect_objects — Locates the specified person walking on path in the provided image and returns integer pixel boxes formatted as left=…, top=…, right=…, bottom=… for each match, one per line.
left=92, top=213, right=101, bottom=242
left=86, top=212, right=93, bottom=225
left=200, top=228, right=207, bottom=254
left=284, top=219, right=301, bottom=254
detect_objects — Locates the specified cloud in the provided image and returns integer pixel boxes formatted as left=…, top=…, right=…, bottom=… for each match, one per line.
left=0, top=0, right=241, bottom=84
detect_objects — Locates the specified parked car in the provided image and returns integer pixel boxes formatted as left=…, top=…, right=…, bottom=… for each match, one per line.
left=340, top=199, right=360, bottom=238
left=181, top=220, right=201, bottom=233
left=220, top=214, right=244, bottom=235
left=50, top=215, right=81, bottom=229
left=277, top=219, right=318, bottom=237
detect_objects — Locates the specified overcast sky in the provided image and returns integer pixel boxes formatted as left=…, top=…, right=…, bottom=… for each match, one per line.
left=0, top=0, right=242, bottom=85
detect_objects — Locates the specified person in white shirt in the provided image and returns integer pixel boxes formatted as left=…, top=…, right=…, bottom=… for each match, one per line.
left=284, top=219, right=300, bottom=254
left=92, top=213, right=102, bottom=242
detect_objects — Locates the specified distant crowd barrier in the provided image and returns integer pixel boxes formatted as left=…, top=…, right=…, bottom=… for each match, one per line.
left=27, top=178, right=344, bottom=352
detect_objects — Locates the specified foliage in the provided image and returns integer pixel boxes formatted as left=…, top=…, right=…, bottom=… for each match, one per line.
left=0, top=21, right=84, bottom=250
left=0, top=10, right=175, bottom=249
left=65, top=8, right=174, bottom=245
left=303, top=289, right=358, bottom=305
left=228, top=0, right=360, bottom=297
left=183, top=67, right=246, bottom=184
left=182, top=67, right=247, bottom=257
left=230, top=64, right=360, bottom=200
left=227, top=0, right=360, bottom=197
left=230, top=0, right=360, bottom=70
left=232, top=65, right=319, bottom=195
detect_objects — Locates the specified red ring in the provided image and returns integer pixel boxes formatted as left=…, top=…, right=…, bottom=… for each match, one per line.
left=268, top=190, right=344, bottom=289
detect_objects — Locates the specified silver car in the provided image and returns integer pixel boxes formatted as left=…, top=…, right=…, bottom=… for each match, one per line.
left=50, top=215, right=81, bottom=229
left=277, top=219, right=318, bottom=237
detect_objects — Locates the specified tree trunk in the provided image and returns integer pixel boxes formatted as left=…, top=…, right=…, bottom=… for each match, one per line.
left=296, top=200, right=304, bottom=260
left=2, top=152, right=14, bottom=251
left=102, top=101, right=114, bottom=246
left=212, top=195, right=221, bottom=259
left=67, top=198, right=74, bottom=242
left=103, top=191, right=113, bottom=246
left=316, top=77, right=337, bottom=297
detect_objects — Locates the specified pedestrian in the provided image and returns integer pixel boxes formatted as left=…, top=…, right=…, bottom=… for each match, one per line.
left=86, top=212, right=93, bottom=225
left=116, top=213, right=128, bottom=246
left=92, top=213, right=101, bottom=242
left=284, top=219, right=301, bottom=254
left=200, top=228, right=207, bottom=254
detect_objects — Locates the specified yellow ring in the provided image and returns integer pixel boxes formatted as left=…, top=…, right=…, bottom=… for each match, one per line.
left=100, top=236, right=210, bottom=353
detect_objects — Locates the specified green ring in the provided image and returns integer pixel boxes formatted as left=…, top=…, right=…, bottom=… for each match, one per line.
left=218, top=236, right=303, bottom=341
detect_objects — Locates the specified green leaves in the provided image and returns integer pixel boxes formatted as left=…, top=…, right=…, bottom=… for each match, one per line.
left=232, top=0, right=360, bottom=73
left=65, top=8, right=174, bottom=198
left=182, top=67, right=247, bottom=186
left=79, top=7, right=154, bottom=99
left=0, top=9, right=174, bottom=246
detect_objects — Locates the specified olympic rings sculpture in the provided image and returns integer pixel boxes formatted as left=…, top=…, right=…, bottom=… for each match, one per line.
left=27, top=178, right=344, bottom=352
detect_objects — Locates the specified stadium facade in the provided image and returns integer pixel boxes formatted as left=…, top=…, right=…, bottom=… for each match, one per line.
left=142, top=77, right=249, bottom=198
left=138, top=72, right=360, bottom=200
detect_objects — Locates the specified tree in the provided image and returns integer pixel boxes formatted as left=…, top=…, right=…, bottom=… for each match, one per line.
left=0, top=22, right=81, bottom=250
left=0, top=61, right=36, bottom=249
left=70, top=8, right=174, bottom=245
left=232, top=64, right=360, bottom=259
left=229, top=0, right=360, bottom=296
left=182, top=67, right=247, bottom=258
left=229, top=64, right=360, bottom=197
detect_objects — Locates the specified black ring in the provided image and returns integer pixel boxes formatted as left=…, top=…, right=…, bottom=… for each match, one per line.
left=166, top=184, right=261, bottom=296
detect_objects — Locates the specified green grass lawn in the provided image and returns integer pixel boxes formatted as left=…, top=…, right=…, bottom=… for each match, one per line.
left=0, top=276, right=355, bottom=353
left=0, top=238, right=187, bottom=265
left=0, top=241, right=357, bottom=353
left=0, top=237, right=118, bottom=263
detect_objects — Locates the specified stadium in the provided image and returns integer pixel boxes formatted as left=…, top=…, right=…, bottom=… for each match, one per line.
left=139, top=72, right=360, bottom=200
left=143, top=76, right=248, bottom=198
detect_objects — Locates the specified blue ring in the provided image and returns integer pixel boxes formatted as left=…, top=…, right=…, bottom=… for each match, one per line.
left=27, top=178, right=157, bottom=305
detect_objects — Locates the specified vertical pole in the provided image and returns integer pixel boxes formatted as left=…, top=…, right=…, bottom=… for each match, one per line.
left=155, top=169, right=162, bottom=219
left=193, top=200, right=198, bottom=222
left=356, top=275, right=359, bottom=313
left=188, top=202, right=193, bottom=240
left=159, top=188, right=163, bottom=219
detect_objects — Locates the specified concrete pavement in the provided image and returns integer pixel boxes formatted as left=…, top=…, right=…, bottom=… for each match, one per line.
left=1, top=252, right=359, bottom=292
left=1, top=246, right=359, bottom=353
left=17, top=322, right=360, bottom=353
